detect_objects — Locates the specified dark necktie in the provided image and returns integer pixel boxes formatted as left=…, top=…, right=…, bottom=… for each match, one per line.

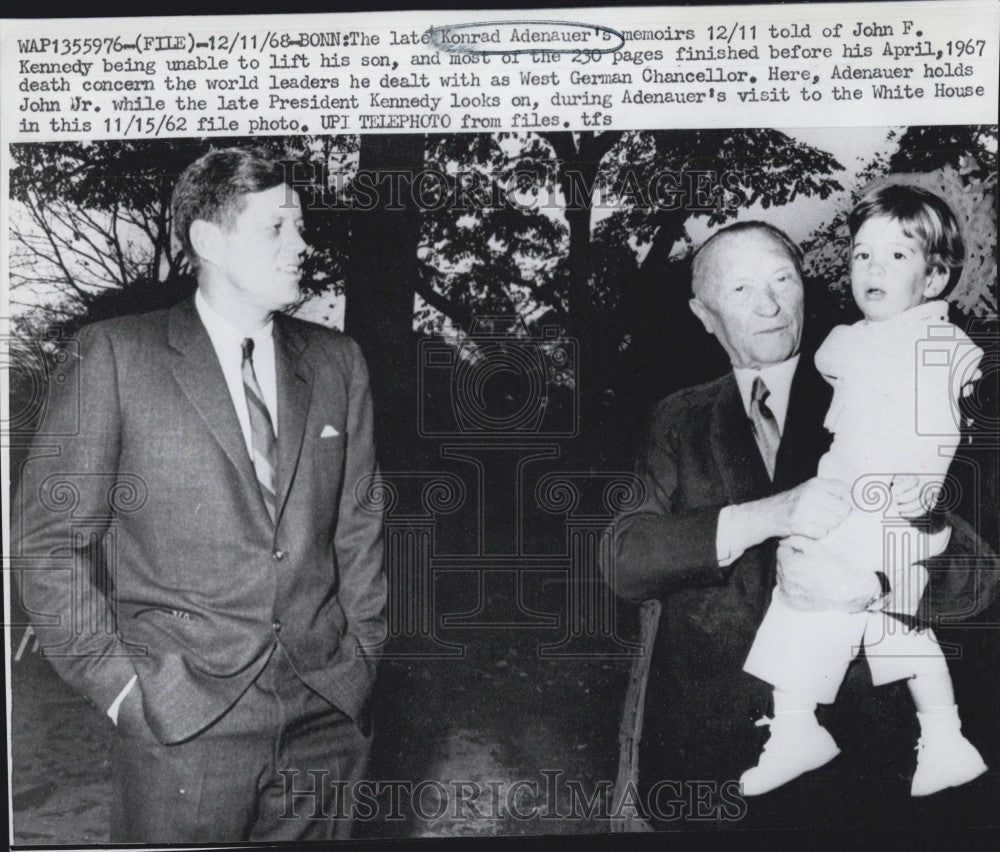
left=750, top=376, right=780, bottom=480
left=241, top=338, right=277, bottom=523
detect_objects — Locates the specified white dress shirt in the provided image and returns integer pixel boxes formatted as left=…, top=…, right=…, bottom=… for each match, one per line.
left=731, top=354, right=799, bottom=439
left=716, top=354, right=800, bottom=566
left=194, top=288, right=279, bottom=450
left=108, top=290, right=280, bottom=723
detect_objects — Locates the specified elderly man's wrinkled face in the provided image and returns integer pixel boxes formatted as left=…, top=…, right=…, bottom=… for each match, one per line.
left=688, top=229, right=805, bottom=370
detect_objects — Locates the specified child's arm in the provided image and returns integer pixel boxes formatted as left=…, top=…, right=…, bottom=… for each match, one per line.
left=813, top=324, right=851, bottom=386
left=814, top=324, right=857, bottom=439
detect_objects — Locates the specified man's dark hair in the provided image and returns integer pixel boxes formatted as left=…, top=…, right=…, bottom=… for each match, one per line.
left=848, top=184, right=965, bottom=297
left=691, top=220, right=803, bottom=297
left=172, top=147, right=287, bottom=268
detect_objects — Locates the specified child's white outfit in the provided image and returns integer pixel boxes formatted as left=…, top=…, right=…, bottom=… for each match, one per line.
left=742, top=301, right=986, bottom=795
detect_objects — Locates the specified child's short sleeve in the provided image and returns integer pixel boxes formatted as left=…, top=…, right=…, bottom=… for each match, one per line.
left=814, top=324, right=854, bottom=383
left=915, top=324, right=985, bottom=438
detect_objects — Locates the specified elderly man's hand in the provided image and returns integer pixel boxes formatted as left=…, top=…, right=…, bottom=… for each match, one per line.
left=727, top=478, right=853, bottom=557
left=767, top=477, right=853, bottom=540
left=777, top=536, right=881, bottom=612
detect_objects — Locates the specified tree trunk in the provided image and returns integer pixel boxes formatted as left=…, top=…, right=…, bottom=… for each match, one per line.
left=550, top=132, right=620, bottom=465
left=345, top=134, right=425, bottom=469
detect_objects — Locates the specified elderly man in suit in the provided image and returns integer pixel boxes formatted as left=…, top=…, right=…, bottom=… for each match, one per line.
left=13, top=148, right=386, bottom=842
left=608, top=220, right=998, bottom=830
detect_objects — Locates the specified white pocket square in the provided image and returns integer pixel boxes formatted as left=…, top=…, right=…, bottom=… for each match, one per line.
left=320, top=425, right=340, bottom=438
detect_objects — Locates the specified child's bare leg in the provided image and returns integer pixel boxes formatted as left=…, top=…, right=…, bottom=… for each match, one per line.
left=907, top=671, right=955, bottom=712
left=773, top=688, right=817, bottom=717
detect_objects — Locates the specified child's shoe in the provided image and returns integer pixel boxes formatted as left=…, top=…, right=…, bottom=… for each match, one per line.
left=911, top=707, right=987, bottom=796
left=740, top=715, right=840, bottom=796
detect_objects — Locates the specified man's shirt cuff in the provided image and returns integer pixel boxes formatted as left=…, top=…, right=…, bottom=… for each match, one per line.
left=717, top=505, right=741, bottom=567
left=107, top=674, right=137, bottom=725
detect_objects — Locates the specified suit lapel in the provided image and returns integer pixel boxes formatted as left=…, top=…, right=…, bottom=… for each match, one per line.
left=167, top=299, right=260, bottom=494
left=710, top=357, right=835, bottom=501
left=773, top=356, right=833, bottom=492
left=710, top=373, right=771, bottom=504
left=273, top=315, right=314, bottom=524
left=706, top=357, right=833, bottom=609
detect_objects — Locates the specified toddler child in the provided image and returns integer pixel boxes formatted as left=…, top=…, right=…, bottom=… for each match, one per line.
left=740, top=184, right=987, bottom=797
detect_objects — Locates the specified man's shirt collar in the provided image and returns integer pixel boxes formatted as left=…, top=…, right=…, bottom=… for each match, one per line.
left=194, top=288, right=274, bottom=351
left=732, top=354, right=800, bottom=436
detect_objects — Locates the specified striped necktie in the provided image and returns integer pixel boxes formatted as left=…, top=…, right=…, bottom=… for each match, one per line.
left=241, top=338, right=277, bottom=523
left=749, top=376, right=780, bottom=480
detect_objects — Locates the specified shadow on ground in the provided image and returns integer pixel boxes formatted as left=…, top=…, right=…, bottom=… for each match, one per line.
left=10, top=580, right=635, bottom=843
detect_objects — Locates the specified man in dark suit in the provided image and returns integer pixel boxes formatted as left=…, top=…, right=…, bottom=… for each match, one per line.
left=607, top=221, right=998, bottom=830
left=13, top=148, right=386, bottom=841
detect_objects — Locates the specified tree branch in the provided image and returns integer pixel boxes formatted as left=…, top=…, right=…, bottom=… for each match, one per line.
left=537, top=130, right=577, bottom=163
left=579, top=130, right=624, bottom=164
left=20, top=193, right=92, bottom=301
left=413, top=264, right=474, bottom=327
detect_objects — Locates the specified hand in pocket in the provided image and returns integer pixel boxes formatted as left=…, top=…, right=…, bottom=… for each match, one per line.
left=115, top=680, right=147, bottom=737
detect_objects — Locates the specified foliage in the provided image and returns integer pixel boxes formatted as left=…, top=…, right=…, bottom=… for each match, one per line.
left=414, top=129, right=843, bottom=359
left=8, top=137, right=353, bottom=335
left=7, top=130, right=853, bottom=461
left=416, top=133, right=572, bottom=332
left=802, top=126, right=997, bottom=322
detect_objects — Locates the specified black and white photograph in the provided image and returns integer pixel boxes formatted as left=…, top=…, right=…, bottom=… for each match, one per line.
left=6, top=122, right=998, bottom=842
left=2, top=1, right=999, bottom=846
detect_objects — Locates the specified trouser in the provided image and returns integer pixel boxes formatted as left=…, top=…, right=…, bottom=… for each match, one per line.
left=744, top=588, right=950, bottom=704
left=110, top=645, right=372, bottom=842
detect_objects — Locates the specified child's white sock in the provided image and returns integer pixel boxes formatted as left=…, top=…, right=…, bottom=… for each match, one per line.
left=912, top=703, right=987, bottom=796
left=772, top=688, right=817, bottom=723
left=740, top=689, right=837, bottom=795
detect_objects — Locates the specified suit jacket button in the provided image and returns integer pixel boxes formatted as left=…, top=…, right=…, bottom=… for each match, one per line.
left=272, top=619, right=282, bottom=634
left=272, top=550, right=286, bottom=561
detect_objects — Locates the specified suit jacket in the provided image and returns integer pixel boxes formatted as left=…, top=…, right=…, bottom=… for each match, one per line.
left=608, top=356, right=999, bottom=827
left=13, top=298, right=386, bottom=745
